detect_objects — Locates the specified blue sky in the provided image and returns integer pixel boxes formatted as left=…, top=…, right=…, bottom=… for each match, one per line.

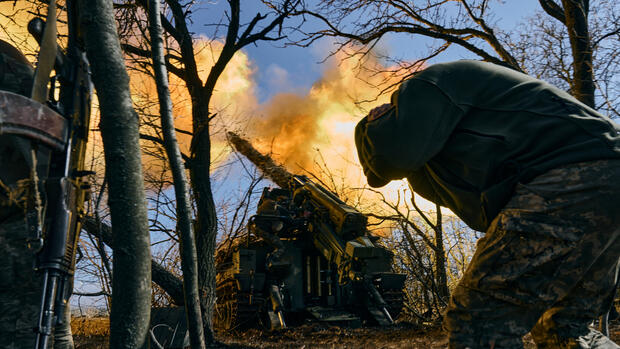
left=190, top=0, right=540, bottom=103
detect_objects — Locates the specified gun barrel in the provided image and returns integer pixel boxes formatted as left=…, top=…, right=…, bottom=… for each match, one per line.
left=227, top=131, right=293, bottom=188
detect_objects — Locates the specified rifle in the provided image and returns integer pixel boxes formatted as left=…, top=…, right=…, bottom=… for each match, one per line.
left=26, top=1, right=92, bottom=347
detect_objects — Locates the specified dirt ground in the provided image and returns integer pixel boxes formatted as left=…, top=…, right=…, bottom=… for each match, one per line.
left=216, top=323, right=447, bottom=349
left=215, top=322, right=620, bottom=349
left=73, top=319, right=620, bottom=349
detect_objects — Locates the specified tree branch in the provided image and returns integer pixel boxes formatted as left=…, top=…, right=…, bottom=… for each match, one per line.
left=121, top=43, right=186, bottom=79
left=140, top=133, right=191, bottom=164
left=81, top=215, right=185, bottom=306
left=297, top=10, right=512, bottom=69
left=538, top=0, right=566, bottom=24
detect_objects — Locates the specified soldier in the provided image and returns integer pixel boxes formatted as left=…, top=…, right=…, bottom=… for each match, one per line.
left=0, top=39, right=74, bottom=349
left=355, top=60, right=620, bottom=348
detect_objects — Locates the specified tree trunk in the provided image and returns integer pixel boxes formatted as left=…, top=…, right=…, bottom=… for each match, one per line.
left=78, top=1, right=151, bottom=348
left=433, top=204, right=449, bottom=301
left=154, top=1, right=218, bottom=341
left=147, top=1, right=206, bottom=348
left=561, top=0, right=595, bottom=107
left=189, top=95, right=218, bottom=344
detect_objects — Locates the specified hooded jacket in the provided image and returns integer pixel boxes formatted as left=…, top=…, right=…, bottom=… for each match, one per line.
left=0, top=40, right=33, bottom=96
left=355, top=60, right=620, bottom=231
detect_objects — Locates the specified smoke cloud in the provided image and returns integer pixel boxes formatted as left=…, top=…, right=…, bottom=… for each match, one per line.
left=246, top=52, right=405, bottom=185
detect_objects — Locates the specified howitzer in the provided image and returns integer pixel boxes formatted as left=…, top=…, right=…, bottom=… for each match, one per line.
left=287, top=174, right=397, bottom=323
left=216, top=132, right=405, bottom=329
left=22, top=2, right=91, bottom=348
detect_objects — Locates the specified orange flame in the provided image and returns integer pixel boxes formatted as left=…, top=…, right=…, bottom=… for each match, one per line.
left=242, top=51, right=438, bottom=219
left=127, top=37, right=258, bottom=181
left=245, top=52, right=419, bottom=205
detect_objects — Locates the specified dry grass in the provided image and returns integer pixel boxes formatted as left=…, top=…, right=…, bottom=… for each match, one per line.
left=71, top=317, right=109, bottom=349
left=72, top=316, right=110, bottom=337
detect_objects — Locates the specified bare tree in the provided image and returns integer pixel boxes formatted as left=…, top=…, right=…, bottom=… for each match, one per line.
left=364, top=188, right=451, bottom=316
left=147, top=0, right=205, bottom=347
left=115, top=0, right=301, bottom=342
left=506, top=1, right=620, bottom=117
left=215, top=154, right=267, bottom=257
left=78, top=1, right=152, bottom=347
left=382, top=209, right=478, bottom=323
left=288, top=0, right=619, bottom=112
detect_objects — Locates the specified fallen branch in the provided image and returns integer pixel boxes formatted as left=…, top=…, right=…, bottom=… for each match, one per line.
left=81, top=215, right=185, bottom=305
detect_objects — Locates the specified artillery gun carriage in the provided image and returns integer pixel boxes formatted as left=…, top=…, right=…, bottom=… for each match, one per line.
left=215, top=133, right=406, bottom=330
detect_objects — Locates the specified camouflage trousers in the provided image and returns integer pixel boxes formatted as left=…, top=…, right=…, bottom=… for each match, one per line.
left=0, top=218, right=74, bottom=349
left=444, top=159, right=620, bottom=348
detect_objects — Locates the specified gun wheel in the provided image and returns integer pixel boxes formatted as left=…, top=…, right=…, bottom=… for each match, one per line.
left=382, top=289, right=405, bottom=320
left=215, top=278, right=265, bottom=331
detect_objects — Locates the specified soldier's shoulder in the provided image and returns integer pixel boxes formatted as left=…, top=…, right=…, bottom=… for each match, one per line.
left=0, top=52, right=34, bottom=96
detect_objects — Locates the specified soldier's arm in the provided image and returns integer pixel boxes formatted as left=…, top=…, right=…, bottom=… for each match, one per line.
left=355, top=78, right=465, bottom=184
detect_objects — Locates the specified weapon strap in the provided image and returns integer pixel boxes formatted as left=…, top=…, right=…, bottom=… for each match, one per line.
left=26, top=147, right=44, bottom=252
left=30, top=0, right=57, bottom=103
